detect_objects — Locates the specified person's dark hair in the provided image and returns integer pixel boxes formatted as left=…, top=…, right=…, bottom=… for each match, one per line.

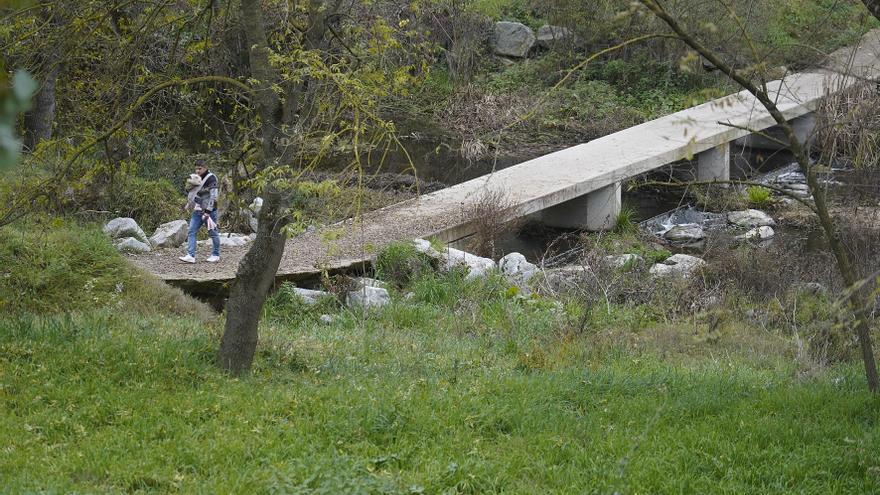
left=194, top=157, right=207, bottom=168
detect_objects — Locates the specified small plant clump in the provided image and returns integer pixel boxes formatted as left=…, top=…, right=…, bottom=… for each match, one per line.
left=374, top=242, right=437, bottom=288
left=746, top=185, right=773, bottom=208
left=613, top=206, right=638, bottom=233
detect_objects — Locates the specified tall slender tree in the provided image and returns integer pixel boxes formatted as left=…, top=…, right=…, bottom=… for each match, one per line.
left=217, top=0, right=425, bottom=374
left=216, top=0, right=290, bottom=374
left=638, top=0, right=879, bottom=391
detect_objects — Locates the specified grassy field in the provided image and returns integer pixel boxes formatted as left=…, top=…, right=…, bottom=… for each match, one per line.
left=1, top=223, right=879, bottom=493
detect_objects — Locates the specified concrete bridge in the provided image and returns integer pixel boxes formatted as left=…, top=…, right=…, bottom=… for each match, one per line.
left=131, top=30, right=880, bottom=293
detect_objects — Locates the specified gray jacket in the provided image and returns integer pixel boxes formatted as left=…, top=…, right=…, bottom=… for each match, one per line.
left=194, top=171, right=219, bottom=212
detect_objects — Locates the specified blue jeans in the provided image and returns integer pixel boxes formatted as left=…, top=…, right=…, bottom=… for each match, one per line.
left=187, top=210, right=220, bottom=257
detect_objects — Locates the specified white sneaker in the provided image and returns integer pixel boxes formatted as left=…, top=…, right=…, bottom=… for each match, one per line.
left=206, top=255, right=220, bottom=263
left=178, top=255, right=196, bottom=264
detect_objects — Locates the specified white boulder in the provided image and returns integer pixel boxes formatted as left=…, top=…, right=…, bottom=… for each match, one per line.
left=727, top=209, right=776, bottom=228
left=499, top=252, right=539, bottom=294
left=649, top=254, right=706, bottom=278
left=603, top=254, right=644, bottom=269
left=103, top=217, right=147, bottom=243
left=115, top=237, right=151, bottom=253
left=499, top=252, right=538, bottom=281
left=346, top=278, right=391, bottom=309
left=149, top=220, right=188, bottom=249
left=413, top=238, right=443, bottom=260
left=491, top=21, right=536, bottom=58
left=735, top=226, right=775, bottom=241
left=536, top=25, right=575, bottom=49
left=442, top=247, right=497, bottom=280
left=198, top=233, right=252, bottom=248
left=664, top=223, right=705, bottom=242
left=293, top=288, right=333, bottom=305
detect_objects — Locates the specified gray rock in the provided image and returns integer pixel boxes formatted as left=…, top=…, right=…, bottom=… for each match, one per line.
left=103, top=217, right=147, bottom=243
left=319, top=314, right=336, bottom=325
left=293, top=288, right=333, bottom=305
left=664, top=223, right=705, bottom=242
left=491, top=21, right=535, bottom=58
left=198, top=233, right=252, bottom=248
left=115, top=237, right=151, bottom=253
left=346, top=280, right=391, bottom=309
left=413, top=238, right=443, bottom=260
left=735, top=225, right=775, bottom=241
left=499, top=252, right=538, bottom=281
left=775, top=172, right=805, bottom=185
left=795, top=282, right=827, bottom=295
left=603, top=253, right=644, bottom=269
left=353, top=277, right=389, bottom=290
left=727, top=209, right=776, bottom=228
left=539, top=265, right=590, bottom=292
left=536, top=25, right=574, bottom=49
left=782, top=182, right=812, bottom=199
left=247, top=197, right=263, bottom=233
left=149, top=220, right=188, bottom=249
left=649, top=254, right=706, bottom=278
left=442, top=247, right=497, bottom=280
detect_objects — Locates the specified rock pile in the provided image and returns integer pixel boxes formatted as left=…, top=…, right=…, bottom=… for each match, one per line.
left=773, top=171, right=811, bottom=199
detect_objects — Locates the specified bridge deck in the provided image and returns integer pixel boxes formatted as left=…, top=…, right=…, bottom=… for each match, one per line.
left=130, top=30, right=880, bottom=289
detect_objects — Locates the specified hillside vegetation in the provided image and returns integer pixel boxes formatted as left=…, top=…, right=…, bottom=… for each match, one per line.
left=2, top=223, right=879, bottom=493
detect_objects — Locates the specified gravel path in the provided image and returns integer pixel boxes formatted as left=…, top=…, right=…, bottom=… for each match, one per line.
left=128, top=194, right=472, bottom=284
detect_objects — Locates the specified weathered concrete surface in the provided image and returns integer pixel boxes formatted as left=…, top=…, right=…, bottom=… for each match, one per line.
left=129, top=30, right=880, bottom=291
left=541, top=182, right=622, bottom=230
left=696, top=142, right=731, bottom=184
left=735, top=113, right=817, bottom=150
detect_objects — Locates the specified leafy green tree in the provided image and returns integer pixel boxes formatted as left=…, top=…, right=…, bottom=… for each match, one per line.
left=213, top=0, right=428, bottom=374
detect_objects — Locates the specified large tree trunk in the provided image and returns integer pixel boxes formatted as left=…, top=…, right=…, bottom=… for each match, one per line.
left=217, top=215, right=287, bottom=374
left=641, top=0, right=879, bottom=392
left=216, top=0, right=287, bottom=375
left=23, top=63, right=60, bottom=150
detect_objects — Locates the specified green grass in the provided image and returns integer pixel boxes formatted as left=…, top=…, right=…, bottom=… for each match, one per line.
left=0, top=219, right=213, bottom=319
left=2, top=275, right=880, bottom=492
left=2, top=222, right=879, bottom=493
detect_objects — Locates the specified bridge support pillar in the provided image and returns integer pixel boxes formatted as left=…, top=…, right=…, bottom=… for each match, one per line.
left=542, top=182, right=621, bottom=231
left=792, top=113, right=817, bottom=148
left=734, top=112, right=816, bottom=150
left=696, top=142, right=730, bottom=185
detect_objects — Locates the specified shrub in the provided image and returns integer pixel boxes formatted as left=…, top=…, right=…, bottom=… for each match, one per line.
left=816, top=82, right=880, bottom=170
left=462, top=188, right=521, bottom=258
